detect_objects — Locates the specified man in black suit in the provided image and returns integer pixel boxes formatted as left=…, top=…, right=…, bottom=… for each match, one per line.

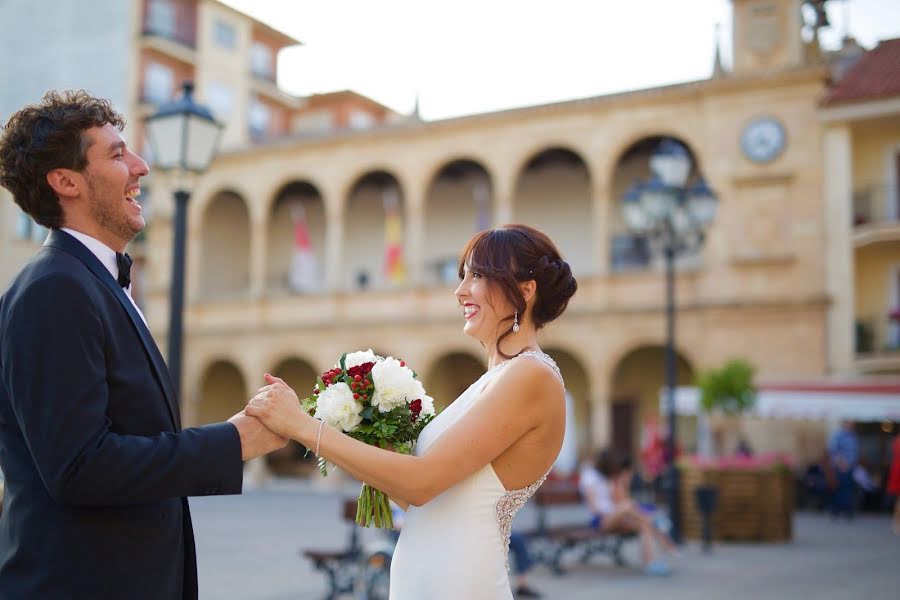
left=0, top=91, right=287, bottom=598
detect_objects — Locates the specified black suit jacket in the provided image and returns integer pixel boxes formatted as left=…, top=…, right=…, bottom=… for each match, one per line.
left=0, top=229, right=244, bottom=599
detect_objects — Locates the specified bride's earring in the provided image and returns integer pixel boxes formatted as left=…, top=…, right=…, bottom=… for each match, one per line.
left=513, top=310, right=520, bottom=333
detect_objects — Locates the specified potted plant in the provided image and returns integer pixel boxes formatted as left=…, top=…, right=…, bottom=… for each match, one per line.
left=695, top=359, right=757, bottom=458
left=681, top=360, right=793, bottom=542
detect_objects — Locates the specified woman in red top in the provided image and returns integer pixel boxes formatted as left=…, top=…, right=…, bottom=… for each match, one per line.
left=888, top=433, right=900, bottom=535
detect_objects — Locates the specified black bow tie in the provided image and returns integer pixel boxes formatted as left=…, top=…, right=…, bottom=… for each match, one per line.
left=116, top=252, right=132, bottom=289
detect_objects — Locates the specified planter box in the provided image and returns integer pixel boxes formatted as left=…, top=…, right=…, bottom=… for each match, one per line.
left=679, top=463, right=793, bottom=542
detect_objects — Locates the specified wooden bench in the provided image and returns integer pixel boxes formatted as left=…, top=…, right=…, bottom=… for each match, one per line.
left=527, top=479, right=635, bottom=575
left=301, top=499, right=362, bottom=599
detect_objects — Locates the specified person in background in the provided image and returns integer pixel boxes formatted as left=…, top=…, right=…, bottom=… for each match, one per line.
left=579, top=448, right=677, bottom=576
left=508, top=531, right=543, bottom=598
left=828, top=420, right=860, bottom=520
left=887, top=431, right=900, bottom=535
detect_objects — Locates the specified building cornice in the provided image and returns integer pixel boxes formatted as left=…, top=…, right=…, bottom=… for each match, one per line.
left=215, top=66, right=828, bottom=165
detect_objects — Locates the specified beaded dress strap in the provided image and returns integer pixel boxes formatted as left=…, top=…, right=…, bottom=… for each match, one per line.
left=513, top=350, right=564, bottom=384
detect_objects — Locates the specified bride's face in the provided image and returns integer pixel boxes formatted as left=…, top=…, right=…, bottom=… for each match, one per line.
left=455, top=264, right=512, bottom=343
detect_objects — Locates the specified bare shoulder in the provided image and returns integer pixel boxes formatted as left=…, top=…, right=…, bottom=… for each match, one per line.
left=489, top=354, right=564, bottom=409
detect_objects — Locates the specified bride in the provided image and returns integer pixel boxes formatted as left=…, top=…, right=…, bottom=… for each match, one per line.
left=246, top=224, right=577, bottom=599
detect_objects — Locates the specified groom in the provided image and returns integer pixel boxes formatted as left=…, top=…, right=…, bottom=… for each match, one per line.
left=0, top=91, right=286, bottom=599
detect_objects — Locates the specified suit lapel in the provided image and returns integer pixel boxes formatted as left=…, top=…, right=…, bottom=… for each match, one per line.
left=44, top=229, right=181, bottom=430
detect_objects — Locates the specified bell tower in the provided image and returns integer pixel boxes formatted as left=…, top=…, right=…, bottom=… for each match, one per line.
left=731, top=0, right=809, bottom=75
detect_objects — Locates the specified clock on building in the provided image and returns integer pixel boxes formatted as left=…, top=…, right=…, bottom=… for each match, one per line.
left=740, top=116, right=787, bottom=163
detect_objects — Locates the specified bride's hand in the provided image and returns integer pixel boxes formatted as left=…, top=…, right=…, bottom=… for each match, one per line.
left=244, top=373, right=314, bottom=441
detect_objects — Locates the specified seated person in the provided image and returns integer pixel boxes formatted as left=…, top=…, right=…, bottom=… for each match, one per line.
left=578, top=448, right=677, bottom=576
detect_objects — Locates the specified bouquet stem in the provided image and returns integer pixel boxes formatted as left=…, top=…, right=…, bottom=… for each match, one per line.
left=356, top=484, right=394, bottom=529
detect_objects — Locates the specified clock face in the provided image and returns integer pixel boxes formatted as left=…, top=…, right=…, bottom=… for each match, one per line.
left=740, top=117, right=786, bottom=164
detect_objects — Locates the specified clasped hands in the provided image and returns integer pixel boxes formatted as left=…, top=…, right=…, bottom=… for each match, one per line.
left=229, top=374, right=313, bottom=461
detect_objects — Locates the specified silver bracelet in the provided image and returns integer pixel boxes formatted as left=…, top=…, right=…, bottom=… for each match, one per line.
left=315, top=420, right=325, bottom=457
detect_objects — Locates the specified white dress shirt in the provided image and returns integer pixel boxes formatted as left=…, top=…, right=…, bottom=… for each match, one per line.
left=61, top=228, right=147, bottom=326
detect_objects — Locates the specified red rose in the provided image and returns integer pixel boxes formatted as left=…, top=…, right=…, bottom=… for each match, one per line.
left=347, top=362, right=376, bottom=379
left=410, top=399, right=422, bottom=421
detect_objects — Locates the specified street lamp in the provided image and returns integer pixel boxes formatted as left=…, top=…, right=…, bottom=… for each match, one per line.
left=620, top=138, right=718, bottom=543
left=144, top=81, right=223, bottom=399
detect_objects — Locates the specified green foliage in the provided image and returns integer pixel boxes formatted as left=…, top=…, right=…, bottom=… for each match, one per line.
left=695, top=358, right=757, bottom=415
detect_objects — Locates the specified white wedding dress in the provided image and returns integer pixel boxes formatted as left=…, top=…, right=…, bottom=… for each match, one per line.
left=389, top=351, right=563, bottom=600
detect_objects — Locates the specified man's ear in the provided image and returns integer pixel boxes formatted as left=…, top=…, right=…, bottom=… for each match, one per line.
left=46, top=168, right=81, bottom=201
left=520, top=279, right=537, bottom=303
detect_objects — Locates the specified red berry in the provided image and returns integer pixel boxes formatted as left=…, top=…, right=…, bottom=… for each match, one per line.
left=353, top=393, right=360, bottom=400
left=400, top=361, right=405, bottom=367
left=354, top=374, right=361, bottom=382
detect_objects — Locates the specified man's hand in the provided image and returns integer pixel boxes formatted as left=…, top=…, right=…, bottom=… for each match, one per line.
left=228, top=412, right=288, bottom=461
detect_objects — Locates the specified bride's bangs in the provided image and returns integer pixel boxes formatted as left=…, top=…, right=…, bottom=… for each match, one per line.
left=457, top=228, right=518, bottom=281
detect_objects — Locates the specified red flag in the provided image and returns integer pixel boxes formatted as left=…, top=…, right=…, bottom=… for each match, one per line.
left=383, top=189, right=406, bottom=285
left=289, top=205, right=318, bottom=292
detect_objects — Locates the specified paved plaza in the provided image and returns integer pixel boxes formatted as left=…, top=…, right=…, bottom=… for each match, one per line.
left=191, top=478, right=900, bottom=600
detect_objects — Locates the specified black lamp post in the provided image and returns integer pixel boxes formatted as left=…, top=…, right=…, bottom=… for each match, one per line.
left=620, top=139, right=718, bottom=543
left=144, top=81, right=223, bottom=399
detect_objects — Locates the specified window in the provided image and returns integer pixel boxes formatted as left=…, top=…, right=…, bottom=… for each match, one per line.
left=611, top=233, right=651, bottom=271
left=348, top=109, right=375, bottom=131
left=213, top=19, right=236, bottom=50
left=206, top=83, right=234, bottom=119
left=250, top=42, right=273, bottom=78
left=248, top=99, right=271, bottom=139
left=143, top=62, right=173, bottom=103
left=147, top=0, right=176, bottom=37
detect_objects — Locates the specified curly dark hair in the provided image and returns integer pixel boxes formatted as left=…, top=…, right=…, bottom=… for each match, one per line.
left=0, top=90, right=124, bottom=228
left=458, top=224, right=578, bottom=359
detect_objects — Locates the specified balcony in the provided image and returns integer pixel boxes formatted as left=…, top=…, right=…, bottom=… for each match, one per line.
left=855, top=313, right=900, bottom=373
left=853, top=184, right=900, bottom=248
left=140, top=27, right=197, bottom=65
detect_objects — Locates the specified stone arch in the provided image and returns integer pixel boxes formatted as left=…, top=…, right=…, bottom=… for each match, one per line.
left=198, top=189, right=251, bottom=299
left=423, top=351, right=485, bottom=411
left=512, top=146, right=593, bottom=275
left=266, top=181, right=326, bottom=294
left=196, top=359, right=247, bottom=425
left=607, top=134, right=710, bottom=272
left=264, top=356, right=320, bottom=476
left=343, top=170, right=406, bottom=291
left=543, top=347, right=592, bottom=473
left=423, top=158, right=494, bottom=285
left=609, top=345, right=696, bottom=463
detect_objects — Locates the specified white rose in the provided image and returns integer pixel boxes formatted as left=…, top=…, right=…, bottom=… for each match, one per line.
left=345, top=349, right=379, bottom=369
left=370, top=357, right=420, bottom=413
left=418, top=394, right=435, bottom=418
left=314, top=382, right=363, bottom=432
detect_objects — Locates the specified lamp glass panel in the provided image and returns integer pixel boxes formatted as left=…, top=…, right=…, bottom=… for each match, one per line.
left=671, top=205, right=693, bottom=235
left=185, top=116, right=221, bottom=171
left=688, top=193, right=718, bottom=226
left=640, top=186, right=672, bottom=220
left=622, top=201, right=650, bottom=232
left=145, top=114, right=184, bottom=170
left=650, top=152, right=691, bottom=188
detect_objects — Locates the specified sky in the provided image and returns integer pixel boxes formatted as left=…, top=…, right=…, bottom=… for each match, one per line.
left=220, top=0, right=900, bottom=121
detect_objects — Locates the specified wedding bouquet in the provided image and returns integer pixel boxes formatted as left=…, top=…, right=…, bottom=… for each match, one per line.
left=300, top=349, right=436, bottom=528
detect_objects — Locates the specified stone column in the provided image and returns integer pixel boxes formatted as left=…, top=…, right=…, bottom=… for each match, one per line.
left=592, top=176, right=611, bottom=276
left=324, top=201, right=344, bottom=291
left=823, top=125, right=854, bottom=375
left=406, top=181, right=426, bottom=286
left=249, top=217, right=267, bottom=299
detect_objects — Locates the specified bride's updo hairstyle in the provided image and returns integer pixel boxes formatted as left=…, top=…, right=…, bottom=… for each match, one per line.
left=458, top=224, right=577, bottom=358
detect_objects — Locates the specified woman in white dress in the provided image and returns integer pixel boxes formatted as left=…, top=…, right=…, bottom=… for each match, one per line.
left=246, top=224, right=577, bottom=599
